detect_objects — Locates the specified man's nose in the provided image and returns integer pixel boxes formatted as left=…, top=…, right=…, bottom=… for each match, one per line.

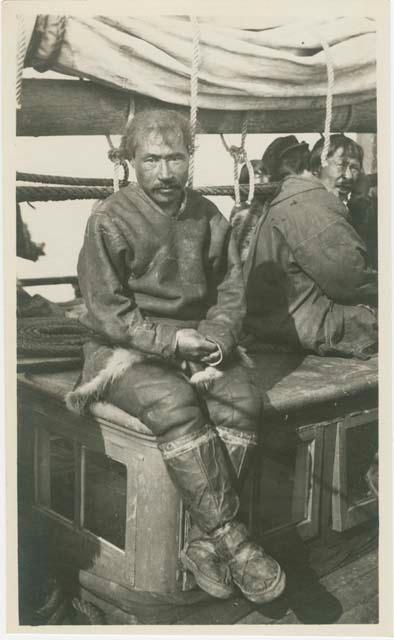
left=158, top=159, right=171, bottom=180
left=344, top=165, right=353, bottom=180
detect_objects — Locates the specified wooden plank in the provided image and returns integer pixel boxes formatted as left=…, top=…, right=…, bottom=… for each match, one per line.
left=336, top=594, right=379, bottom=624
left=19, top=276, right=78, bottom=287
left=272, top=550, right=378, bottom=625
left=332, top=410, right=378, bottom=532
left=319, top=421, right=338, bottom=542
left=176, top=595, right=255, bottom=625
left=17, top=357, right=81, bottom=374
left=17, top=79, right=377, bottom=136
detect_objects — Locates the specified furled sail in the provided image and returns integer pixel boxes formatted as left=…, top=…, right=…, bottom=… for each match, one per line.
left=24, top=15, right=376, bottom=111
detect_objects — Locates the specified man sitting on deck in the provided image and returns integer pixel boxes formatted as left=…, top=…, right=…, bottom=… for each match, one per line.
left=67, top=110, right=286, bottom=604
left=244, top=134, right=378, bottom=359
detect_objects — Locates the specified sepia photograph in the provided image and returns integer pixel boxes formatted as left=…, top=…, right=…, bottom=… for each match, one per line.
left=3, top=1, right=392, bottom=634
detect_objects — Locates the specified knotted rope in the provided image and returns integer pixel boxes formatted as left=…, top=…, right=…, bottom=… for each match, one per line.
left=188, top=15, right=201, bottom=187
left=16, top=16, right=28, bottom=110
left=220, top=113, right=254, bottom=207
left=105, top=135, right=130, bottom=192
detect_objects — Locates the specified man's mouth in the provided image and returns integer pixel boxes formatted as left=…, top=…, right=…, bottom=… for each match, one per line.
left=154, top=185, right=179, bottom=192
left=336, top=180, right=352, bottom=193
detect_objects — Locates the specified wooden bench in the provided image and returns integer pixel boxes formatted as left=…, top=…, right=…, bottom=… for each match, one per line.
left=17, top=352, right=378, bottom=602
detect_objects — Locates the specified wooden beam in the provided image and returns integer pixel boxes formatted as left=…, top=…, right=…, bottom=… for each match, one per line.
left=17, top=79, right=377, bottom=137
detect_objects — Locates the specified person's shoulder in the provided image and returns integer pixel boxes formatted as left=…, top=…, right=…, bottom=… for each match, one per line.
left=188, top=188, right=230, bottom=226
left=88, top=184, right=140, bottom=223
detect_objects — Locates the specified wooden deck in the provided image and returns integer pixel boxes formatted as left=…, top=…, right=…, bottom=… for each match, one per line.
left=18, top=510, right=378, bottom=626
left=174, top=547, right=378, bottom=625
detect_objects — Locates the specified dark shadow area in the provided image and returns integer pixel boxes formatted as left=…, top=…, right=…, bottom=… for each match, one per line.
left=17, top=380, right=103, bottom=625
left=254, top=520, right=378, bottom=624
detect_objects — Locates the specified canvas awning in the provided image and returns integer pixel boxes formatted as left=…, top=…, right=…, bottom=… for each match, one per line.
left=24, top=15, right=376, bottom=112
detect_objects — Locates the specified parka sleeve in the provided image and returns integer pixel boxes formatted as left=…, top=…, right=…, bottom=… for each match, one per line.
left=286, top=193, right=378, bottom=306
left=197, top=212, right=245, bottom=358
left=78, top=213, right=178, bottom=358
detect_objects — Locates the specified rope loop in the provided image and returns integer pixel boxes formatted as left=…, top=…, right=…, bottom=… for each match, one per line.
left=315, top=31, right=335, bottom=167
left=220, top=113, right=254, bottom=207
left=105, top=134, right=129, bottom=192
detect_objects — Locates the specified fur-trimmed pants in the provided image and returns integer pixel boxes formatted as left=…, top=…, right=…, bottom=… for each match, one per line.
left=104, top=355, right=262, bottom=443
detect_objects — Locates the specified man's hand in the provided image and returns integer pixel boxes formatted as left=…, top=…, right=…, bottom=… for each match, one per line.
left=176, top=329, right=219, bottom=362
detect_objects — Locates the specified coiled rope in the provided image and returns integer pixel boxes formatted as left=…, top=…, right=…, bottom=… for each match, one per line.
left=220, top=113, right=254, bottom=208
left=16, top=183, right=278, bottom=203
left=188, top=15, right=201, bottom=187
left=17, top=317, right=94, bottom=358
left=16, top=16, right=28, bottom=110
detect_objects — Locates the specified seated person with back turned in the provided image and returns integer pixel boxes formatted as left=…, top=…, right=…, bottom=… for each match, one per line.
left=244, top=134, right=378, bottom=359
left=67, top=110, right=286, bottom=604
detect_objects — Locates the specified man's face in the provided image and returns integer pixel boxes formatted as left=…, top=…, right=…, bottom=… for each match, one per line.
left=319, top=146, right=362, bottom=199
left=131, top=129, right=189, bottom=210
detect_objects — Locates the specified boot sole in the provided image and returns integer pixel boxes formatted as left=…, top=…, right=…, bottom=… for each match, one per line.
left=235, top=567, right=287, bottom=605
left=180, top=551, right=235, bottom=600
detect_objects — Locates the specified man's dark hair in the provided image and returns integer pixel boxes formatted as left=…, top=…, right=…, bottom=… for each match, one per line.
left=120, top=109, right=192, bottom=159
left=261, top=136, right=310, bottom=181
left=309, top=134, right=364, bottom=174
left=275, top=144, right=310, bottom=180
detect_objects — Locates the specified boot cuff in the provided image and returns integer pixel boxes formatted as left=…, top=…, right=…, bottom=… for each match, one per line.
left=217, top=426, right=258, bottom=447
left=158, top=425, right=215, bottom=460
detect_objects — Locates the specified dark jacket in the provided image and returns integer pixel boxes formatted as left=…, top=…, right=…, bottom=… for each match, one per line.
left=78, top=184, right=245, bottom=369
left=244, top=175, right=378, bottom=358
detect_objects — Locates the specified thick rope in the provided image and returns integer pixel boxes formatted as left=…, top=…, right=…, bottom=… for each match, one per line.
left=220, top=113, right=253, bottom=207
left=188, top=16, right=201, bottom=187
left=220, top=134, right=241, bottom=206
left=16, top=16, right=28, bottom=110
left=317, top=33, right=335, bottom=167
left=105, top=134, right=121, bottom=192
left=241, top=114, right=255, bottom=204
left=16, top=183, right=278, bottom=203
left=16, top=171, right=129, bottom=187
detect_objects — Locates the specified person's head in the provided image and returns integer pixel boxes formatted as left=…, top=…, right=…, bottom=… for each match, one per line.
left=120, top=109, right=191, bottom=211
left=239, top=160, right=270, bottom=186
left=238, top=160, right=270, bottom=203
left=261, top=135, right=310, bottom=182
left=309, top=134, right=364, bottom=199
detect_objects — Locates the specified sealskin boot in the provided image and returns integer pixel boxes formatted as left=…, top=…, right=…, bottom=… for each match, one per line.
left=213, top=521, right=286, bottom=604
left=217, top=425, right=258, bottom=488
left=159, top=425, right=239, bottom=599
left=178, top=427, right=258, bottom=598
